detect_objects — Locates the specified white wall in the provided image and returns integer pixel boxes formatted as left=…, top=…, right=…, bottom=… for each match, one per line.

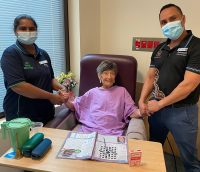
left=69, top=0, right=200, bottom=83
left=100, top=0, right=200, bottom=82
left=68, top=0, right=101, bottom=95
left=68, top=0, right=81, bottom=94
left=79, top=0, right=100, bottom=57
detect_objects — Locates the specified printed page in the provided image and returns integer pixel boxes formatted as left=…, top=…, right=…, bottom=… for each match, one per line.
left=92, top=134, right=128, bottom=163
left=57, top=131, right=97, bottom=159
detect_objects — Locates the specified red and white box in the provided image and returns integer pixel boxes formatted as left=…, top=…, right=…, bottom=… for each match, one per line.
left=129, top=149, right=142, bottom=166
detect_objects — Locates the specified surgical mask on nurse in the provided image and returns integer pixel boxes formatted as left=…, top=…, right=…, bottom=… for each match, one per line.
left=161, top=20, right=184, bottom=40
left=17, top=31, right=38, bottom=45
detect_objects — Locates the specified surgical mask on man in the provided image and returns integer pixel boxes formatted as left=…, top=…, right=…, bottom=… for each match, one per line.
left=17, top=31, right=37, bottom=45
left=161, top=20, right=184, bottom=40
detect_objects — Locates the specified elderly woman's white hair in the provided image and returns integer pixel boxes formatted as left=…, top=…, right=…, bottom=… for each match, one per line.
left=96, top=60, right=118, bottom=75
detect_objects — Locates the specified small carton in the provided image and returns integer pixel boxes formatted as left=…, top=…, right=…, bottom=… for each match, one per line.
left=129, top=149, right=142, bottom=166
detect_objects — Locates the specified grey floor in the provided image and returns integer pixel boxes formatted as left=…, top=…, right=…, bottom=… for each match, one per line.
left=164, top=153, right=185, bottom=172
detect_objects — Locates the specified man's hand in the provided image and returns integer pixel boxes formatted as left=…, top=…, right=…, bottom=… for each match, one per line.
left=147, top=100, right=162, bottom=113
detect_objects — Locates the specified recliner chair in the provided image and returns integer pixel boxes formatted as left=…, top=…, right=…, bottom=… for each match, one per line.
left=48, top=54, right=147, bottom=140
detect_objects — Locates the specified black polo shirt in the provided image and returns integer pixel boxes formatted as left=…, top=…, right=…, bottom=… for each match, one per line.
left=150, top=30, right=200, bottom=105
left=1, top=41, right=55, bottom=124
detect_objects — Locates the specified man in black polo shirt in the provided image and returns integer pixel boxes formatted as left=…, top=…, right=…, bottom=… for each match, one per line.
left=139, top=4, right=200, bottom=172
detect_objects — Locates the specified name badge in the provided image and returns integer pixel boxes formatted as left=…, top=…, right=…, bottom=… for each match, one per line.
left=39, top=60, right=48, bottom=65
left=177, top=48, right=188, bottom=52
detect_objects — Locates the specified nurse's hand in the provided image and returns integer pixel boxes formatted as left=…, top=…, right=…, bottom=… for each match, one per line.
left=49, top=93, right=66, bottom=105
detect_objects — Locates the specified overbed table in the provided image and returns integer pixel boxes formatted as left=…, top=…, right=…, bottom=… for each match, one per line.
left=0, top=127, right=166, bottom=172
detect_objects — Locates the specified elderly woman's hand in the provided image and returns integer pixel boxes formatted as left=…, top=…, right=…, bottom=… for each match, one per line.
left=138, top=100, right=151, bottom=116
left=58, top=89, right=70, bottom=102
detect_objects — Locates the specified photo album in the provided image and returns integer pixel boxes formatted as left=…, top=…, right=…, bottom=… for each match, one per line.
left=57, top=131, right=128, bottom=163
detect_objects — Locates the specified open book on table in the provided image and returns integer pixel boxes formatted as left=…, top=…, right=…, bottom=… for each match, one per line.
left=57, top=131, right=128, bottom=163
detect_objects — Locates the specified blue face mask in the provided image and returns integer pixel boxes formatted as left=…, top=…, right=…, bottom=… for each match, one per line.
left=161, top=20, right=184, bottom=40
left=17, top=31, right=37, bottom=45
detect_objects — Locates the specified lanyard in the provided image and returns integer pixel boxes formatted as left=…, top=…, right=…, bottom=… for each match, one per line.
left=184, top=34, right=193, bottom=48
left=159, top=34, right=193, bottom=52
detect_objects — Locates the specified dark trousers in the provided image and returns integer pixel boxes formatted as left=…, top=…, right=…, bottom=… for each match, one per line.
left=148, top=104, right=200, bottom=172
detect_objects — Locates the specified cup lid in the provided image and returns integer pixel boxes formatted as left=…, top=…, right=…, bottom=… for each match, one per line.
left=5, top=118, right=32, bottom=129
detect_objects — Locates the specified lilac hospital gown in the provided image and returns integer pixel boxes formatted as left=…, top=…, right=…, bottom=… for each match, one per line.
left=72, top=86, right=138, bottom=135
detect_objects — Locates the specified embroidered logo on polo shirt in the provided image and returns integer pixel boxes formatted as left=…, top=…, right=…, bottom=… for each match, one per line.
left=176, top=48, right=188, bottom=56
left=154, top=50, right=162, bottom=58
left=24, top=62, right=33, bottom=69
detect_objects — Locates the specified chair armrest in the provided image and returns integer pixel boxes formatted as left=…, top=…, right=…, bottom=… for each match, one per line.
left=126, top=118, right=147, bottom=140
left=56, top=111, right=77, bottom=130
left=45, top=104, right=71, bottom=129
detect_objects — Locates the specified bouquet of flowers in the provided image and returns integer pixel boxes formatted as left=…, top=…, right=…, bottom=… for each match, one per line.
left=56, top=71, right=77, bottom=92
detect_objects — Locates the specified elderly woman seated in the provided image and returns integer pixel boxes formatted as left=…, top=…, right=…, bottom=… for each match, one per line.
left=64, top=60, right=144, bottom=136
